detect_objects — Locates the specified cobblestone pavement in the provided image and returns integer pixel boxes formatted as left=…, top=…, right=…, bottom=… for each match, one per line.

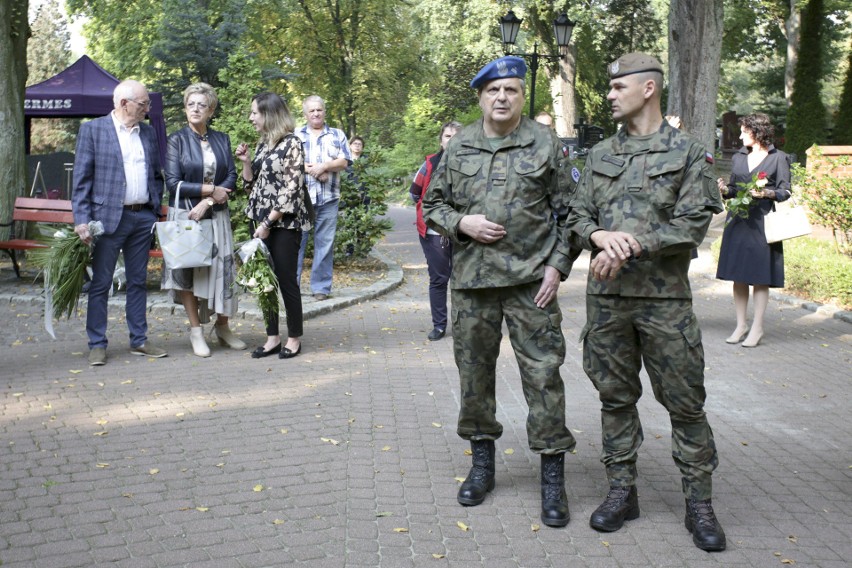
left=0, top=207, right=849, bottom=567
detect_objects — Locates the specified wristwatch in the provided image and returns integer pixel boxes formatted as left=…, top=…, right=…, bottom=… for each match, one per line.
left=206, top=198, right=215, bottom=206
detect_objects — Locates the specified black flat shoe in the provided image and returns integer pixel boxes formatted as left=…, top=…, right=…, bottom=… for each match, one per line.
left=279, top=344, right=302, bottom=359
left=251, top=344, right=281, bottom=358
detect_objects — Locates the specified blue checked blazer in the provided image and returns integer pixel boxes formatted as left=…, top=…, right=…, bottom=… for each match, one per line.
left=72, top=114, right=165, bottom=234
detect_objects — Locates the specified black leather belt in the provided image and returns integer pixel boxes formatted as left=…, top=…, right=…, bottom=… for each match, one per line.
left=124, top=203, right=148, bottom=211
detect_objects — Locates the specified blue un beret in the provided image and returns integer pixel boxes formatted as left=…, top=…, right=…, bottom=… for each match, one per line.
left=470, top=56, right=528, bottom=89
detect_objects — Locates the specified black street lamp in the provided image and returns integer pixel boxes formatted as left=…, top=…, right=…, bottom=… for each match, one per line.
left=498, top=9, right=575, bottom=119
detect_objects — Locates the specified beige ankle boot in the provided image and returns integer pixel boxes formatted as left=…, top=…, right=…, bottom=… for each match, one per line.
left=190, top=327, right=211, bottom=357
left=215, top=324, right=247, bottom=350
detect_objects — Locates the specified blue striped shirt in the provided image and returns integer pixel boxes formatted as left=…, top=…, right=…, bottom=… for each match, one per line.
left=295, top=124, right=352, bottom=206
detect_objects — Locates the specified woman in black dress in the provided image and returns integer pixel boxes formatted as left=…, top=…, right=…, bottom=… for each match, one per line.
left=716, top=113, right=791, bottom=347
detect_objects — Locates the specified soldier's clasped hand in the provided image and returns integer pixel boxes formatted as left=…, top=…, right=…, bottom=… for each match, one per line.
left=459, top=214, right=507, bottom=244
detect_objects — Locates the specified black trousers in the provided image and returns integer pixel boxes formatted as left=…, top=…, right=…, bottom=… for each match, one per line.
left=419, top=234, right=452, bottom=329
left=265, top=228, right=303, bottom=338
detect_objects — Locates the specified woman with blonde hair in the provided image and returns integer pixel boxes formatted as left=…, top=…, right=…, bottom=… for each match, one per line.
left=236, top=92, right=312, bottom=359
left=163, top=82, right=245, bottom=357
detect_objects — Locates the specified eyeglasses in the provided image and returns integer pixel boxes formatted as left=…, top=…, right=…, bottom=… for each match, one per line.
left=186, top=102, right=209, bottom=111
left=128, top=98, right=151, bottom=109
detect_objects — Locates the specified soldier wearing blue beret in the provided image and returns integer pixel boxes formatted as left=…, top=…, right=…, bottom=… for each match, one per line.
left=469, top=56, right=528, bottom=89
left=423, top=57, right=582, bottom=528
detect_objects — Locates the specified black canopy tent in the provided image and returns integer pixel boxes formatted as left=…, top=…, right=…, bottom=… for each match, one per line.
left=24, top=55, right=168, bottom=166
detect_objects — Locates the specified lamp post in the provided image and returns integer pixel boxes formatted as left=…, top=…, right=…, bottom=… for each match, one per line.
left=498, top=9, right=575, bottom=119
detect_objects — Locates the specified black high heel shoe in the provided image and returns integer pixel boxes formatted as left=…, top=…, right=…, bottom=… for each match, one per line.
left=251, top=344, right=281, bottom=358
left=279, top=344, right=301, bottom=359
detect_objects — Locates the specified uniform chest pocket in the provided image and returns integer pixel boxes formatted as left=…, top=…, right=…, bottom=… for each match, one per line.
left=590, top=159, right=626, bottom=209
left=513, top=153, right=550, bottom=199
left=448, top=158, right=482, bottom=208
left=647, top=160, right=685, bottom=209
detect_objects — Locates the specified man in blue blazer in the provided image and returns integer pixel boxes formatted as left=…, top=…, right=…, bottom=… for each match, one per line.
left=72, top=79, right=168, bottom=366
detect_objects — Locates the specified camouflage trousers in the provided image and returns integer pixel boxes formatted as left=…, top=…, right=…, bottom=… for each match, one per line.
left=452, top=281, right=576, bottom=454
left=581, top=295, right=719, bottom=500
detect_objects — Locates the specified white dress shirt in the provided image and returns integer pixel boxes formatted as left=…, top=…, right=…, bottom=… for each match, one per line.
left=111, top=111, right=149, bottom=205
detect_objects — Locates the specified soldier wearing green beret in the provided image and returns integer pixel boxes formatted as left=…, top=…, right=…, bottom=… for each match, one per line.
left=566, top=52, right=727, bottom=551
left=422, top=56, right=581, bottom=528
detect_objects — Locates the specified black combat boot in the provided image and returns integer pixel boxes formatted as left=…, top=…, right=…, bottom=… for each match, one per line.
left=540, top=453, right=570, bottom=527
left=685, top=498, right=726, bottom=552
left=589, top=485, right=639, bottom=531
left=457, top=440, right=495, bottom=506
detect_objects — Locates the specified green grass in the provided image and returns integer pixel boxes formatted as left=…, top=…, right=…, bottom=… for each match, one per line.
left=710, top=236, right=852, bottom=309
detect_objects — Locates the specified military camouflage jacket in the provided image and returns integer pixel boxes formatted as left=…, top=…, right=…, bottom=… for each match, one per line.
left=566, top=122, right=723, bottom=298
left=422, top=117, right=579, bottom=289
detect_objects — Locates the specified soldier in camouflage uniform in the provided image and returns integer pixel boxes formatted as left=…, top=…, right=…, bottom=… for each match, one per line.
left=566, top=53, right=726, bottom=551
left=422, top=56, right=581, bottom=528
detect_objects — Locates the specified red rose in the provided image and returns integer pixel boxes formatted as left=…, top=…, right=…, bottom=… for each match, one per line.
left=757, top=171, right=767, bottom=180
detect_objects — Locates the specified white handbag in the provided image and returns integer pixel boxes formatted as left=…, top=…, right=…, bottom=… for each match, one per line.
left=154, top=182, right=215, bottom=269
left=764, top=195, right=812, bottom=244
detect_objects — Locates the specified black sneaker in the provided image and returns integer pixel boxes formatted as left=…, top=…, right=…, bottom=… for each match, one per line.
left=427, top=328, right=445, bottom=341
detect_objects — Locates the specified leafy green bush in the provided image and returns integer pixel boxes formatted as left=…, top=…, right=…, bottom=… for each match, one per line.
left=791, top=151, right=852, bottom=254
left=334, top=154, right=393, bottom=262
left=710, top=236, right=852, bottom=309
left=302, top=152, right=393, bottom=265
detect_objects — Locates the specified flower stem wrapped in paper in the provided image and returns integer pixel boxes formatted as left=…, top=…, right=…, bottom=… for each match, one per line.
left=235, top=238, right=280, bottom=328
left=29, top=221, right=104, bottom=338
left=725, top=171, right=768, bottom=224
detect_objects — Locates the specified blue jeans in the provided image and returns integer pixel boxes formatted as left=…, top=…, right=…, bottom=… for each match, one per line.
left=297, top=199, right=339, bottom=295
left=87, top=207, right=157, bottom=350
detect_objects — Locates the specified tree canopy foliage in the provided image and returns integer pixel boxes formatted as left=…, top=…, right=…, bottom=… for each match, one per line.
left=23, top=0, right=852, bottom=179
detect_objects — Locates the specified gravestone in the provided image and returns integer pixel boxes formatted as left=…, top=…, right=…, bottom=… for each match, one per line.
left=721, top=111, right=741, bottom=159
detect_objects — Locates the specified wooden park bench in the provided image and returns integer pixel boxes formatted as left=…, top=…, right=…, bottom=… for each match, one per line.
left=0, top=196, right=164, bottom=278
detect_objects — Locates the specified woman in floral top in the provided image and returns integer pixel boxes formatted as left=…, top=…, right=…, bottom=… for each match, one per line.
left=236, top=92, right=312, bottom=359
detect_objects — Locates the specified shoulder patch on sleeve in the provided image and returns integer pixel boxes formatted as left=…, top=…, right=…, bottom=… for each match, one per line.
left=571, top=167, right=581, bottom=183
left=705, top=152, right=715, bottom=164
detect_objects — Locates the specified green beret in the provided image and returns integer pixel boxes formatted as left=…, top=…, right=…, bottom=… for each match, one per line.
left=608, top=52, right=664, bottom=79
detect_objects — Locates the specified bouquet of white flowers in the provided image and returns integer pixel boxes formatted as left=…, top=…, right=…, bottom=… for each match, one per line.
left=29, top=221, right=104, bottom=338
left=30, top=221, right=104, bottom=322
left=235, top=238, right=279, bottom=327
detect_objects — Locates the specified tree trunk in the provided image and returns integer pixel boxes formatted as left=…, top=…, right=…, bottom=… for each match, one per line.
left=785, top=0, right=800, bottom=106
left=0, top=0, right=29, bottom=241
left=553, top=47, right=577, bottom=137
left=666, top=0, right=724, bottom=153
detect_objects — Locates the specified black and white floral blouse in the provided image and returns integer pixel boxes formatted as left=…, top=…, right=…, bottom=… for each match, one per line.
left=245, top=134, right=312, bottom=231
